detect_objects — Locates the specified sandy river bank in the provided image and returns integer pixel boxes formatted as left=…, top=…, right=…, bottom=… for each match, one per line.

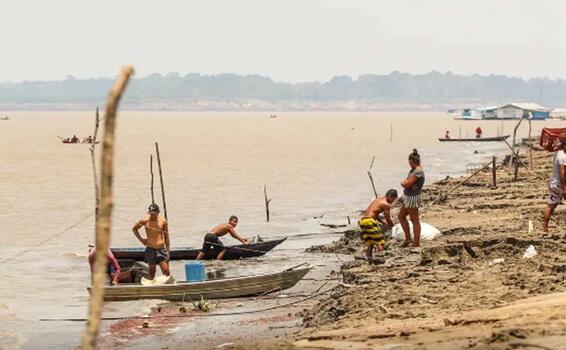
left=223, top=148, right=566, bottom=349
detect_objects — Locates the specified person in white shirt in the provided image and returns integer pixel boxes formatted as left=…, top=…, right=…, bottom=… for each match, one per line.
left=543, top=139, right=566, bottom=232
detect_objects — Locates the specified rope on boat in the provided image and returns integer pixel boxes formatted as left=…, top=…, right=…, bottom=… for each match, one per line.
left=0, top=212, right=94, bottom=264
left=39, top=284, right=341, bottom=322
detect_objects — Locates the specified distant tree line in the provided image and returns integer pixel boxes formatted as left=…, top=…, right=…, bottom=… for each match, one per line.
left=1, top=71, right=565, bottom=106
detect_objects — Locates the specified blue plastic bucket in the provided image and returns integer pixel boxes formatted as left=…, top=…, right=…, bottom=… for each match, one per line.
left=185, top=261, right=206, bottom=282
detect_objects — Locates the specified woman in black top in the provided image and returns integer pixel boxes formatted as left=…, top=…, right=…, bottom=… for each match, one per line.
left=398, top=149, right=425, bottom=247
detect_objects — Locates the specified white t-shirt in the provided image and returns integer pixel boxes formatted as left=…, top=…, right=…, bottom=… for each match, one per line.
left=550, top=150, right=566, bottom=188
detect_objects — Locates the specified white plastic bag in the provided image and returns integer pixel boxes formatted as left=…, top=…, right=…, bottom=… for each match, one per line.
left=523, top=245, right=537, bottom=259
left=391, top=222, right=441, bottom=241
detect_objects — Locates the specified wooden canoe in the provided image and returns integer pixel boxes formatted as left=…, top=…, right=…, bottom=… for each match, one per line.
left=111, top=238, right=287, bottom=261
left=438, top=135, right=510, bottom=142
left=89, top=266, right=311, bottom=301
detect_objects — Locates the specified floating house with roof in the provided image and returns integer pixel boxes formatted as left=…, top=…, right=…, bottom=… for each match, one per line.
left=493, top=102, right=551, bottom=120
left=450, top=102, right=551, bottom=120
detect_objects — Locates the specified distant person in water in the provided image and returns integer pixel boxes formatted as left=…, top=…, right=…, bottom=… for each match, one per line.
left=543, top=138, right=566, bottom=232
left=359, top=189, right=398, bottom=260
left=445, top=130, right=451, bottom=139
left=475, top=127, right=483, bottom=139
left=88, top=245, right=121, bottom=286
left=132, top=203, right=171, bottom=279
left=196, top=216, right=250, bottom=260
left=399, top=149, right=425, bottom=247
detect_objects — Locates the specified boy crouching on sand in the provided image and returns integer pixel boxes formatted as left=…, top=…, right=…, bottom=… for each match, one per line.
left=359, top=189, right=398, bottom=261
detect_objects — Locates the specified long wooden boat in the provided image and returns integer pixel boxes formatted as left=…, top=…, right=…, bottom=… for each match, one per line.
left=110, top=237, right=287, bottom=261
left=438, top=135, right=510, bottom=142
left=89, top=266, right=310, bottom=301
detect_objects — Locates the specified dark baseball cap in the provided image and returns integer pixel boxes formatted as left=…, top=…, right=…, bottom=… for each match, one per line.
left=148, top=203, right=160, bottom=212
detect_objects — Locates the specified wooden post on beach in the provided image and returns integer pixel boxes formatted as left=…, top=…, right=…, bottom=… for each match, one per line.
left=150, top=155, right=155, bottom=204
left=528, top=118, right=533, bottom=169
left=492, top=156, right=497, bottom=187
left=89, top=107, right=101, bottom=218
left=155, top=142, right=168, bottom=220
left=389, top=124, right=393, bottom=142
left=264, top=184, right=271, bottom=222
left=81, top=66, right=134, bottom=350
left=513, top=153, right=520, bottom=181
left=511, top=115, right=525, bottom=166
left=459, top=125, right=462, bottom=139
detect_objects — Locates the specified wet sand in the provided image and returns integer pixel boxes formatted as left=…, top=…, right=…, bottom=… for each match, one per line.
left=222, top=148, right=566, bottom=349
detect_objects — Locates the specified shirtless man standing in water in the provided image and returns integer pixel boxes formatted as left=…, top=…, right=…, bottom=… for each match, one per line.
left=359, top=189, right=398, bottom=260
left=196, top=216, right=250, bottom=260
left=132, top=203, right=170, bottom=279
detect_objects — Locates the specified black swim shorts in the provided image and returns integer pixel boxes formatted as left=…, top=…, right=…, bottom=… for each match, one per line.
left=201, top=233, right=225, bottom=254
left=144, top=247, right=169, bottom=264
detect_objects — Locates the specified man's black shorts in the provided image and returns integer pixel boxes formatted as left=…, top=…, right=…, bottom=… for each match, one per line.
left=201, top=233, right=225, bottom=253
left=144, top=247, right=169, bottom=264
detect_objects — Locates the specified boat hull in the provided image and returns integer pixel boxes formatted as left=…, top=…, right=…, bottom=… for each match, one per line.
left=111, top=238, right=287, bottom=261
left=438, top=135, right=510, bottom=142
left=89, top=267, right=310, bottom=301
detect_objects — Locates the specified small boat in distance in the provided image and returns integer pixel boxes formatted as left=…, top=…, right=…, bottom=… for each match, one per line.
left=0, top=115, right=9, bottom=120
left=89, top=266, right=311, bottom=301
left=438, top=135, right=510, bottom=142
left=111, top=237, right=287, bottom=261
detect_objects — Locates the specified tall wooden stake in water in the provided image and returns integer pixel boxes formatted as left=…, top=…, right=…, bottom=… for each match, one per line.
left=367, top=156, right=378, bottom=198
left=150, top=155, right=155, bottom=204
left=155, top=142, right=168, bottom=220
left=81, top=66, right=134, bottom=350
left=264, top=184, right=272, bottom=222
left=89, top=107, right=101, bottom=218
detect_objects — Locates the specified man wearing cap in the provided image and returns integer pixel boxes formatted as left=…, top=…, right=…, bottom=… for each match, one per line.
left=132, top=203, right=171, bottom=279
left=543, top=138, right=566, bottom=232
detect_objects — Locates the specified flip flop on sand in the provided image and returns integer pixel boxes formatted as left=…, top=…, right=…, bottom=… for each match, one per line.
left=401, top=240, right=413, bottom=248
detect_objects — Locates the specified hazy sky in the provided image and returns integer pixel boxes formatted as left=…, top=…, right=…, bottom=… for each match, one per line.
left=1, top=0, right=565, bottom=83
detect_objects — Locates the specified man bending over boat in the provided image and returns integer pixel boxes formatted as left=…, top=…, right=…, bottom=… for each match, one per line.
left=132, top=203, right=171, bottom=279
left=196, top=216, right=250, bottom=260
left=359, top=189, right=398, bottom=260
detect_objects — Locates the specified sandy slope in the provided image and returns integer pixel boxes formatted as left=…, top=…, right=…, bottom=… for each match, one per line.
left=226, top=149, right=566, bottom=350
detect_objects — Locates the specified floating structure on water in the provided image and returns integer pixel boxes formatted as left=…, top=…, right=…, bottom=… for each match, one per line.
left=449, top=102, right=552, bottom=120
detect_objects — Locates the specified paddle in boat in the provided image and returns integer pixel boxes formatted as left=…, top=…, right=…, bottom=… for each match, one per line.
left=88, top=265, right=311, bottom=301
left=111, top=237, right=287, bottom=261
left=438, top=135, right=510, bottom=142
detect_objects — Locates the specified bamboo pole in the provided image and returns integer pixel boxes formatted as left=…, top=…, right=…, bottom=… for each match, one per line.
left=528, top=118, right=533, bottom=169
left=503, top=140, right=532, bottom=173
left=264, top=184, right=271, bottom=222
left=89, top=107, right=101, bottom=217
left=432, top=160, right=491, bottom=204
left=511, top=115, right=525, bottom=164
left=150, top=155, right=155, bottom=204
left=81, top=66, right=134, bottom=350
left=491, top=156, right=497, bottom=188
left=155, top=142, right=168, bottom=220
left=367, top=156, right=378, bottom=198
left=389, top=124, right=393, bottom=142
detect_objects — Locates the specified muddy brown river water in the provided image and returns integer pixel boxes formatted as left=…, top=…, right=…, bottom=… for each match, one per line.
left=0, top=111, right=562, bottom=349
